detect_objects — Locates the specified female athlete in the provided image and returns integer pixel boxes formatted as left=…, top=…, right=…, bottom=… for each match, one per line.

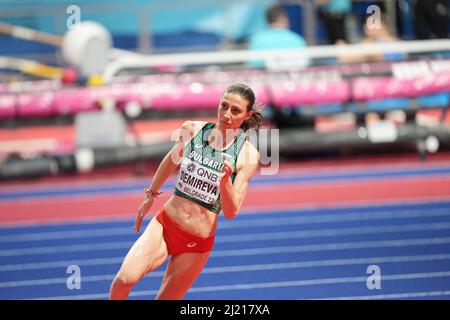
left=109, top=83, right=262, bottom=300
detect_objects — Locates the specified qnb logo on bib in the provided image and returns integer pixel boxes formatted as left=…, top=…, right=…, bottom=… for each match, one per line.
left=187, top=242, right=197, bottom=248
left=177, top=158, right=221, bottom=204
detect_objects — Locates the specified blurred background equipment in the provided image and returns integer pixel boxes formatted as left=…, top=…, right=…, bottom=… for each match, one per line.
left=0, top=0, right=449, bottom=179
left=62, top=21, right=112, bottom=77
left=75, top=108, right=128, bottom=150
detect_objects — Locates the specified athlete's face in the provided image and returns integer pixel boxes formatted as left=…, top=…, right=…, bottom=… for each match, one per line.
left=218, top=93, right=252, bottom=130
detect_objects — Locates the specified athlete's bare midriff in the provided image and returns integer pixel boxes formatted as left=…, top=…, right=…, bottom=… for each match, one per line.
left=164, top=194, right=219, bottom=238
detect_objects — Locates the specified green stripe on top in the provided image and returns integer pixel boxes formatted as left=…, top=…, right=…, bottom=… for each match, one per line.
left=174, top=122, right=247, bottom=214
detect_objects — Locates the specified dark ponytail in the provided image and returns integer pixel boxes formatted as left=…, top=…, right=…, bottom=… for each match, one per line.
left=240, top=104, right=263, bottom=132
left=222, top=83, right=264, bottom=132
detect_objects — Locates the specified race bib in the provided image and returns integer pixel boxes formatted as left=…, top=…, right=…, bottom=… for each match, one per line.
left=176, top=157, right=222, bottom=204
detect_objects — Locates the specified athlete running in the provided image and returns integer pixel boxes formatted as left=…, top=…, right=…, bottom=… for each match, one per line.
left=109, top=83, right=263, bottom=300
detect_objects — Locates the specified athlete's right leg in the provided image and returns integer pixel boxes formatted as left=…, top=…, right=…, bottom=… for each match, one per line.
left=109, top=217, right=168, bottom=299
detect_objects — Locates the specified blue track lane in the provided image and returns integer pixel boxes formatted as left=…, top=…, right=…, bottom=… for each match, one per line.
left=1, top=200, right=450, bottom=300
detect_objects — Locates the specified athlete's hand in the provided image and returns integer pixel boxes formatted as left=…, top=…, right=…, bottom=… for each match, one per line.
left=220, top=156, right=234, bottom=183
left=133, top=190, right=154, bottom=233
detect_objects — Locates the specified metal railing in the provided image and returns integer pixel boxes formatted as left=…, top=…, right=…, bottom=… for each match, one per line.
left=0, top=0, right=408, bottom=56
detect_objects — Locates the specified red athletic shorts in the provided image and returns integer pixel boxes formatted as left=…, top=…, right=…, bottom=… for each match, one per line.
left=155, top=207, right=215, bottom=257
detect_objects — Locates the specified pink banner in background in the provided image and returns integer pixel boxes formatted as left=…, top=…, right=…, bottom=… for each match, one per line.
left=269, top=80, right=351, bottom=106
left=150, top=83, right=223, bottom=110
left=0, top=83, right=8, bottom=94
left=0, top=94, right=15, bottom=119
left=0, top=59, right=449, bottom=120
left=16, top=92, right=55, bottom=118
left=353, top=73, right=450, bottom=101
left=53, top=88, right=98, bottom=115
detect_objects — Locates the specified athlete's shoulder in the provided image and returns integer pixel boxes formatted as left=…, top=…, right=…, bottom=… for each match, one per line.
left=237, top=139, right=260, bottom=170
left=179, top=120, right=208, bottom=138
left=181, top=120, right=208, bottom=131
left=243, top=140, right=260, bottom=158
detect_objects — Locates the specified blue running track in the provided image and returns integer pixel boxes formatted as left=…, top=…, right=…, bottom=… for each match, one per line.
left=1, top=200, right=450, bottom=300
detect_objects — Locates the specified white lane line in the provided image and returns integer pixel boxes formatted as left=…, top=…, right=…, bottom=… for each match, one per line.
left=0, top=274, right=120, bottom=288
left=0, top=238, right=450, bottom=272
left=242, top=196, right=450, bottom=218
left=0, top=241, right=131, bottom=256
left=315, top=291, right=450, bottom=300
left=220, top=208, right=450, bottom=229
left=216, top=222, right=450, bottom=243
left=29, top=271, right=450, bottom=300
left=2, top=222, right=450, bottom=257
left=0, top=234, right=450, bottom=257
left=4, top=168, right=450, bottom=202
left=275, top=162, right=450, bottom=177
left=2, top=197, right=450, bottom=230
left=2, top=207, right=450, bottom=243
left=2, top=253, right=450, bottom=288
left=2, top=162, right=448, bottom=193
left=0, top=216, right=133, bottom=230
left=3, top=160, right=450, bottom=193
left=211, top=236, right=450, bottom=257
left=0, top=257, right=124, bottom=272
left=0, top=227, right=131, bottom=243
left=2, top=195, right=450, bottom=231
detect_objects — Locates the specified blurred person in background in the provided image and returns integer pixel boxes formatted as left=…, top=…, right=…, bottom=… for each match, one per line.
left=248, top=4, right=309, bottom=70
left=413, top=0, right=448, bottom=39
left=337, top=12, right=406, bottom=63
left=109, top=83, right=262, bottom=300
left=316, top=0, right=352, bottom=44
left=336, top=12, right=406, bottom=127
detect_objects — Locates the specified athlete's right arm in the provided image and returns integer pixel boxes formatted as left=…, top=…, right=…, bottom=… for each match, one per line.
left=133, top=121, right=195, bottom=233
left=148, top=120, right=195, bottom=192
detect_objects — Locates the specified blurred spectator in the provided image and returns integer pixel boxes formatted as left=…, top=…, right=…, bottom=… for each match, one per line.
left=413, top=0, right=448, bottom=39
left=316, top=0, right=352, bottom=44
left=248, top=4, right=309, bottom=70
left=337, top=13, right=406, bottom=63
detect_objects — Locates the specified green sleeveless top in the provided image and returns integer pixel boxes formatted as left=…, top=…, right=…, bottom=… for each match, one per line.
left=174, top=122, right=247, bottom=214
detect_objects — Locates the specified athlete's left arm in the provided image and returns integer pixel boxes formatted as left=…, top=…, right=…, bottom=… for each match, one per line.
left=220, top=142, right=260, bottom=219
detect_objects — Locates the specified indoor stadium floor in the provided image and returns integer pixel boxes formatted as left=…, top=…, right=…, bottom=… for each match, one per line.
left=1, top=153, right=450, bottom=300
